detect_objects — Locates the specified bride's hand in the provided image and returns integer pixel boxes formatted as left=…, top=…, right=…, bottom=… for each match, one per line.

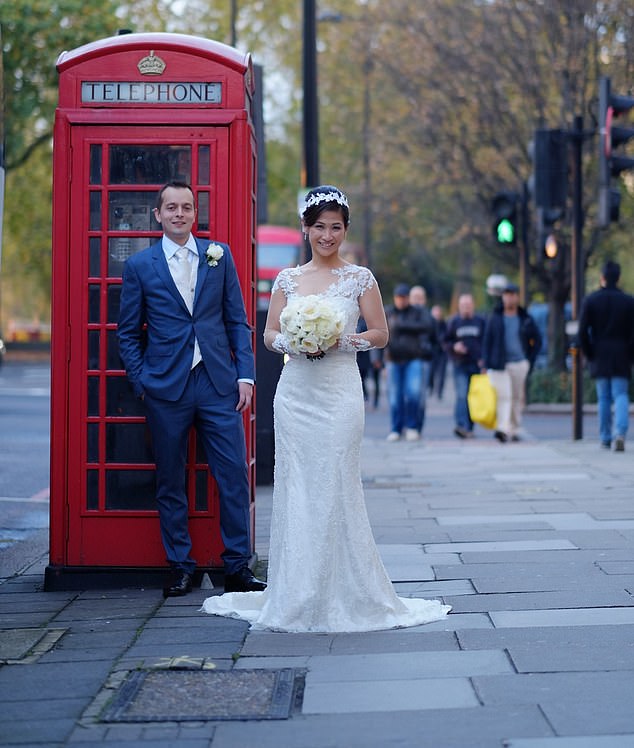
left=271, top=332, right=294, bottom=355
left=338, top=335, right=372, bottom=352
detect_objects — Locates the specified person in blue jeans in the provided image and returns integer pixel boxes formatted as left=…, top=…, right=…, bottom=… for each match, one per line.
left=578, top=260, right=634, bottom=452
left=385, top=284, right=430, bottom=441
left=444, top=294, right=486, bottom=438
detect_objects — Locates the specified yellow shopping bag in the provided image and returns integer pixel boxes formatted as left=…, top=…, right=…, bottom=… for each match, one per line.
left=467, top=374, right=497, bottom=430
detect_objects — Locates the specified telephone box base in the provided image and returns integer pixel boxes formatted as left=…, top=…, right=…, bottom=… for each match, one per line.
left=43, top=558, right=259, bottom=592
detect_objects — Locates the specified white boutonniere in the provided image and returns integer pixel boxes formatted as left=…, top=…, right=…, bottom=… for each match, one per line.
left=206, top=243, right=224, bottom=267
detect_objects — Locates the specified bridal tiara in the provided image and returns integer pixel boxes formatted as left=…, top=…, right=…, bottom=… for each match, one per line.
left=300, top=190, right=349, bottom=217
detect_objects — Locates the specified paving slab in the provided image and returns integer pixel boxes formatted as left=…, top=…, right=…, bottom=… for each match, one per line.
left=447, top=589, right=634, bottom=612
left=597, top=561, right=634, bottom=574
left=506, top=737, right=634, bottom=747
left=443, top=530, right=564, bottom=543
left=1, top=696, right=90, bottom=721
left=394, top=579, right=475, bottom=596
left=434, top=562, right=599, bottom=581
left=425, top=539, right=578, bottom=553
left=458, top=549, right=634, bottom=564
left=473, top=670, right=634, bottom=707
left=492, top=472, right=591, bottom=482
left=375, top=543, right=436, bottom=580
left=302, top=675, right=479, bottom=713
left=328, top=629, right=460, bottom=653
left=211, top=706, right=553, bottom=748
left=563, top=530, right=634, bottom=549
left=506, top=642, right=634, bottom=672
left=437, top=512, right=634, bottom=530
left=471, top=574, right=634, bottom=594
left=130, top=626, right=247, bottom=646
left=243, top=649, right=511, bottom=683
left=122, top=643, right=245, bottom=660
left=458, top=624, right=634, bottom=650
left=490, top=607, right=634, bottom=628
left=0, top=717, right=77, bottom=744
left=474, top=671, right=634, bottom=735
left=0, top=660, right=113, bottom=702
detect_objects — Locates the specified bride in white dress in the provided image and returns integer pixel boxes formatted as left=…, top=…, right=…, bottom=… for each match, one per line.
left=201, top=185, right=450, bottom=632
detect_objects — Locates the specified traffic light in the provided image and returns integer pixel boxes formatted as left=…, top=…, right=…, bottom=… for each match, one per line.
left=534, top=129, right=568, bottom=210
left=531, top=128, right=568, bottom=258
left=537, top=206, right=564, bottom=259
left=598, top=77, right=634, bottom=226
left=491, top=192, right=517, bottom=245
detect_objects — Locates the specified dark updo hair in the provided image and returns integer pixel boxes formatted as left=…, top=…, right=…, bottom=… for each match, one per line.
left=300, top=185, right=350, bottom=228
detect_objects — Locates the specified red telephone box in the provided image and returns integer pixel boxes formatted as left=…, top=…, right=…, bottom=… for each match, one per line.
left=46, top=33, right=257, bottom=589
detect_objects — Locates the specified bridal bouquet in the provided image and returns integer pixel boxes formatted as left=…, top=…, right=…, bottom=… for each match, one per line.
left=280, top=295, right=345, bottom=359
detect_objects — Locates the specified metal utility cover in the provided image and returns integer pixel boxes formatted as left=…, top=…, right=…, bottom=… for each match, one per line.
left=103, top=668, right=298, bottom=722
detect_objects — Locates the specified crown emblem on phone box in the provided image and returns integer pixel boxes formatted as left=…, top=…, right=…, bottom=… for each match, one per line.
left=137, top=51, right=166, bottom=76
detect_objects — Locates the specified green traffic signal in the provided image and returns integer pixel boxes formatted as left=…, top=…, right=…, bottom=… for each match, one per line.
left=496, top=218, right=515, bottom=244
left=491, top=191, right=518, bottom=245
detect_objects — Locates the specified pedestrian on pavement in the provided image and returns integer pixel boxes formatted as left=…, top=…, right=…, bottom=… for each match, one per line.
left=482, top=282, right=542, bottom=443
left=429, top=304, right=448, bottom=400
left=368, top=346, right=385, bottom=408
left=201, top=184, right=450, bottom=631
left=384, top=284, right=429, bottom=441
left=356, top=316, right=372, bottom=402
left=444, top=293, right=486, bottom=439
left=408, top=284, right=437, bottom=436
left=578, top=260, right=634, bottom=452
left=117, top=181, right=265, bottom=598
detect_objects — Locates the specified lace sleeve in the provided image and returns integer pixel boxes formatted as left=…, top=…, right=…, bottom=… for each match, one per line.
left=356, top=266, right=376, bottom=297
left=272, top=267, right=299, bottom=297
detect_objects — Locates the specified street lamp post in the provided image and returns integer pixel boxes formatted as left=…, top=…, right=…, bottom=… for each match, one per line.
left=361, top=54, right=373, bottom=266
left=230, top=0, right=237, bottom=47
left=303, top=0, right=319, bottom=189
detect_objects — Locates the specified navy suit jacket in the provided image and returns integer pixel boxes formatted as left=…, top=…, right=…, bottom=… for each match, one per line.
left=117, top=236, right=254, bottom=402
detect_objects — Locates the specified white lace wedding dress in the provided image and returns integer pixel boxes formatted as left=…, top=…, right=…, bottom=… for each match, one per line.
left=201, top=265, right=451, bottom=632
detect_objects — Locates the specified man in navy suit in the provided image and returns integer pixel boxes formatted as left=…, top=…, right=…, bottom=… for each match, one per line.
left=118, top=181, right=266, bottom=597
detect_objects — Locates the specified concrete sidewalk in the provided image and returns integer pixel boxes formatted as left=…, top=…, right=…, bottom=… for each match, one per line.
left=3, top=398, right=634, bottom=747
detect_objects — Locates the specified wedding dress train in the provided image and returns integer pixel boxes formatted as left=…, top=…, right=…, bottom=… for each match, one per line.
left=201, top=265, right=451, bottom=632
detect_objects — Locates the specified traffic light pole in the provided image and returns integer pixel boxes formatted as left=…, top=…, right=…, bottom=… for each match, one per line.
left=519, top=183, right=529, bottom=307
left=570, top=115, right=585, bottom=440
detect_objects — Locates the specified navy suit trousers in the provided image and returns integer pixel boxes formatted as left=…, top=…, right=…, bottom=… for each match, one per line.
left=143, top=363, right=251, bottom=574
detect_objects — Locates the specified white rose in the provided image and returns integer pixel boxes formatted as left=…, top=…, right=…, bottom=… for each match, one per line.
left=206, top=243, right=224, bottom=266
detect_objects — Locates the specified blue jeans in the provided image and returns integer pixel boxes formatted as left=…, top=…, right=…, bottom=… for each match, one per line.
left=454, top=363, right=479, bottom=431
left=595, top=377, right=629, bottom=444
left=416, top=360, right=431, bottom=431
left=387, top=359, right=424, bottom=433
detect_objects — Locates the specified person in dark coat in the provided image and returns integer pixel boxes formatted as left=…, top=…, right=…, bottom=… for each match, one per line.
left=444, top=293, right=486, bottom=438
left=578, top=260, right=634, bottom=451
left=482, top=282, right=541, bottom=442
left=408, top=285, right=437, bottom=435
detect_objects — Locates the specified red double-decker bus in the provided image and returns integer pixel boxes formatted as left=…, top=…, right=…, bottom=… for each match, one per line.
left=256, top=225, right=304, bottom=309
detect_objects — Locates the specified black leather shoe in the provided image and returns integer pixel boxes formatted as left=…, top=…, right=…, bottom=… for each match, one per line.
left=163, top=571, right=193, bottom=598
left=224, top=566, right=267, bottom=592
left=494, top=430, right=508, bottom=443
